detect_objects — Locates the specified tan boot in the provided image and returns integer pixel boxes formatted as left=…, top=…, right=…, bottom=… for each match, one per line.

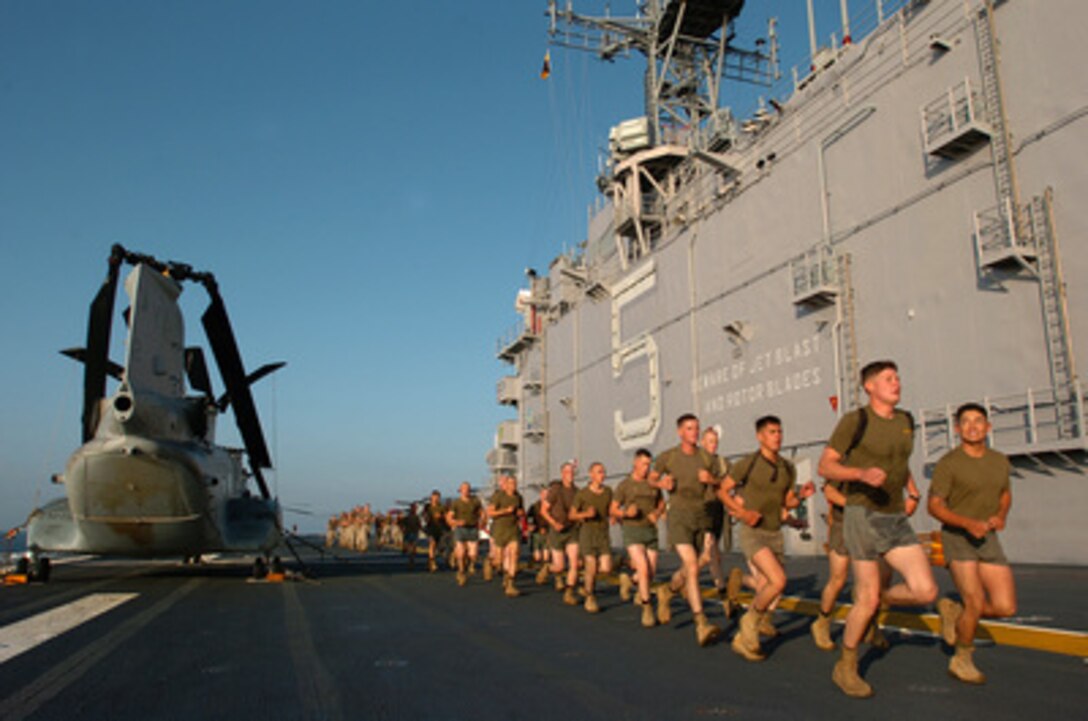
left=563, top=586, right=578, bottom=606
left=655, top=585, right=673, bottom=624
left=724, top=567, right=743, bottom=619
left=738, top=607, right=762, bottom=653
left=937, top=598, right=962, bottom=646
left=504, top=576, right=521, bottom=598
left=948, top=643, right=986, bottom=684
left=758, top=612, right=778, bottom=638
left=694, top=612, right=722, bottom=647
left=618, top=572, right=633, bottom=602
left=832, top=646, right=873, bottom=698
left=456, top=570, right=467, bottom=587
left=483, top=561, right=494, bottom=582
left=641, top=601, right=656, bottom=628
left=555, top=575, right=566, bottom=592
left=811, top=612, right=836, bottom=651
left=584, top=594, right=600, bottom=613
left=535, top=565, right=549, bottom=585
left=427, top=558, right=437, bottom=573
left=731, top=629, right=766, bottom=662
left=864, top=618, right=889, bottom=650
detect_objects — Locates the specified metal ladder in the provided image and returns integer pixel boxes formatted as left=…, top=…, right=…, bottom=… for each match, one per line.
left=975, top=1, right=1022, bottom=243
left=837, top=252, right=861, bottom=411
left=1027, top=190, right=1079, bottom=437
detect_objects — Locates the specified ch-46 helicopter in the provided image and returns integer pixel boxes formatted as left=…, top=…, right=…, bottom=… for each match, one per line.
left=21, top=245, right=287, bottom=581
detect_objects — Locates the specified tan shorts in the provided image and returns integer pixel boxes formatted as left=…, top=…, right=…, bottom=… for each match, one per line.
left=843, top=506, right=919, bottom=562
left=941, top=527, right=1008, bottom=565
left=738, top=525, right=785, bottom=563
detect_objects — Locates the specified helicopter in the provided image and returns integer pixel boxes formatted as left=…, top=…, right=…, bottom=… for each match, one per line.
left=21, top=245, right=285, bottom=580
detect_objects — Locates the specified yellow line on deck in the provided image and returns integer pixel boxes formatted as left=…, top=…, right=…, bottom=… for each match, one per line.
left=698, top=587, right=1088, bottom=658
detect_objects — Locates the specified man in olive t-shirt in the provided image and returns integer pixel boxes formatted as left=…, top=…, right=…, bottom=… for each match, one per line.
left=542, top=462, right=580, bottom=603
left=488, top=474, right=526, bottom=598
left=928, top=402, right=1016, bottom=685
left=818, top=360, right=937, bottom=698
left=721, top=415, right=814, bottom=661
left=446, top=482, right=484, bottom=587
left=570, top=462, right=613, bottom=613
left=649, top=413, right=723, bottom=647
left=611, top=448, right=666, bottom=628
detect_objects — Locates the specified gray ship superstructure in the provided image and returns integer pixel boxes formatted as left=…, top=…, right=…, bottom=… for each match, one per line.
left=489, top=0, right=1088, bottom=564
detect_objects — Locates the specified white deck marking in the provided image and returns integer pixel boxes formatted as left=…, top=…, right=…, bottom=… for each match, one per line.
left=0, top=593, right=138, bottom=665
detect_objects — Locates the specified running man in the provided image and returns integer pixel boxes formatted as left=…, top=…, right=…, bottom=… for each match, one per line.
left=700, top=427, right=737, bottom=616
left=818, top=360, right=937, bottom=698
left=569, top=462, right=613, bottom=613
left=541, top=462, right=581, bottom=604
left=611, top=448, right=666, bottom=627
left=400, top=503, right=423, bottom=567
left=488, top=474, right=526, bottom=598
left=446, top=482, right=484, bottom=587
left=649, top=413, right=723, bottom=646
left=720, top=415, right=815, bottom=661
left=529, top=496, right=550, bottom=582
left=928, top=402, right=1016, bottom=684
left=424, top=490, right=450, bottom=573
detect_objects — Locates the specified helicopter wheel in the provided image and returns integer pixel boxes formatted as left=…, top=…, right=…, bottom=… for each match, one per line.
left=253, top=557, right=268, bottom=580
left=270, top=556, right=284, bottom=575
left=33, top=557, right=51, bottom=583
left=15, top=556, right=29, bottom=577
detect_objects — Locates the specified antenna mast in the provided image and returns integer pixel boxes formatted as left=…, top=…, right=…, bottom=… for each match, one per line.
left=546, top=0, right=777, bottom=148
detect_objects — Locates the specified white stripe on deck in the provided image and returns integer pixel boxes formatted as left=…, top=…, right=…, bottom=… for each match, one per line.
left=0, top=593, right=138, bottom=665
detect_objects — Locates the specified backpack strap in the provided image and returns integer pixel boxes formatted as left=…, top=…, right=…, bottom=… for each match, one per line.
left=842, top=407, right=914, bottom=462
left=842, top=407, right=869, bottom=462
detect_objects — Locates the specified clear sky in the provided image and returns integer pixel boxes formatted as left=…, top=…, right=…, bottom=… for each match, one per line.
left=0, top=1, right=886, bottom=533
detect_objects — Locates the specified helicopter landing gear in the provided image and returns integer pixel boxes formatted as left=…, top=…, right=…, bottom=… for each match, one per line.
left=13, top=554, right=51, bottom=583
left=252, top=556, right=268, bottom=580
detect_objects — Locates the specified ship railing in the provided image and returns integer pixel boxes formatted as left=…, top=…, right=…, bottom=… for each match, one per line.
left=784, top=0, right=917, bottom=98
left=790, top=246, right=839, bottom=305
left=496, top=376, right=521, bottom=406
left=486, top=446, right=517, bottom=472
left=921, top=77, right=991, bottom=158
left=496, top=419, right=520, bottom=449
left=973, top=198, right=1037, bottom=269
left=496, top=318, right=539, bottom=360
left=917, top=382, right=1087, bottom=463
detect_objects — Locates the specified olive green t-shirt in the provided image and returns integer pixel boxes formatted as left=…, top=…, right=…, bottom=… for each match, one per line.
left=828, top=408, right=914, bottom=513
left=929, top=446, right=1010, bottom=523
left=654, top=446, right=718, bottom=518
left=573, top=485, right=613, bottom=531
left=489, top=490, right=524, bottom=536
left=730, top=452, right=797, bottom=532
left=400, top=512, right=422, bottom=534
left=449, top=496, right=483, bottom=526
left=704, top=455, right=729, bottom=502
left=545, top=481, right=577, bottom=528
left=614, top=475, right=662, bottom=527
left=425, top=501, right=448, bottom=529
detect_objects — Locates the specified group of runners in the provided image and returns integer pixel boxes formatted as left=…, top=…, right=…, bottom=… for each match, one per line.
left=424, top=359, right=1020, bottom=699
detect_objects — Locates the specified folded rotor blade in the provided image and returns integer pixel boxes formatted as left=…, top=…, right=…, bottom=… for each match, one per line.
left=201, top=288, right=272, bottom=499
left=82, top=249, right=123, bottom=442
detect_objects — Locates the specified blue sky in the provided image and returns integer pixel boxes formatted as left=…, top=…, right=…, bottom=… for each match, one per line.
left=0, top=1, right=885, bottom=532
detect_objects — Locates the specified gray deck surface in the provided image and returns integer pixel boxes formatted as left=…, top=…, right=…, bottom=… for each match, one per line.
left=1, top=544, right=1084, bottom=721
